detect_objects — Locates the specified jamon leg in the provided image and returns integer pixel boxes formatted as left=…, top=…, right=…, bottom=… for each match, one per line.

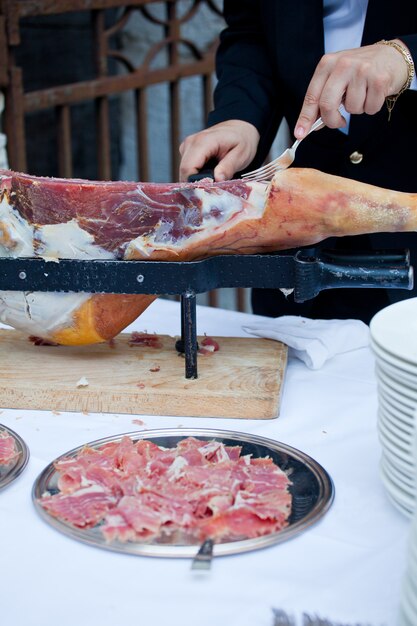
left=0, top=167, right=416, bottom=345
left=261, top=168, right=417, bottom=250
left=138, top=168, right=417, bottom=259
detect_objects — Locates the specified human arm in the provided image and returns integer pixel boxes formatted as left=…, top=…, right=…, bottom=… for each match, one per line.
left=294, top=36, right=417, bottom=139
left=179, top=0, right=281, bottom=181
left=179, top=120, right=259, bottom=182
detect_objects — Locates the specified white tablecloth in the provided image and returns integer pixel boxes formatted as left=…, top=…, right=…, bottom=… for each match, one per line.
left=0, top=299, right=409, bottom=626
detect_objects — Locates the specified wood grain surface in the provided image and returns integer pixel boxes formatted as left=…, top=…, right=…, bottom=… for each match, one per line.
left=0, top=330, right=288, bottom=418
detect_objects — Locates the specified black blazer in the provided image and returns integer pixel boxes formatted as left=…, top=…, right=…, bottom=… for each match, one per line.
left=208, top=0, right=417, bottom=192
left=207, top=1, right=417, bottom=318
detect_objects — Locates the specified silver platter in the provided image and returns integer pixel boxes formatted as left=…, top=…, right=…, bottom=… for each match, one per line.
left=0, top=423, right=30, bottom=490
left=32, top=428, right=334, bottom=557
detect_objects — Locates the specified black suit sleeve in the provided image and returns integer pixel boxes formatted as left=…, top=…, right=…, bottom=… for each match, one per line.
left=207, top=0, right=283, bottom=167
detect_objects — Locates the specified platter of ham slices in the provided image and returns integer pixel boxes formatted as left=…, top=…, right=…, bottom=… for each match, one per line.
left=32, top=428, right=334, bottom=557
left=0, top=424, right=29, bottom=490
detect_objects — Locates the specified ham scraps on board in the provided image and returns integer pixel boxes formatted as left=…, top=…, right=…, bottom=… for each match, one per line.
left=199, top=335, right=220, bottom=355
left=0, top=430, right=19, bottom=466
left=128, top=332, right=163, bottom=349
left=38, top=436, right=292, bottom=543
left=1, top=167, right=417, bottom=345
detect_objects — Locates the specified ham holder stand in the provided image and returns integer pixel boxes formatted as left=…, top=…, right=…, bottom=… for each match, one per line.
left=0, top=247, right=412, bottom=378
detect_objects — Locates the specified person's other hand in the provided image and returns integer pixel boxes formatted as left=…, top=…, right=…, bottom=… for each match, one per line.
left=294, top=40, right=411, bottom=139
left=179, top=120, right=260, bottom=182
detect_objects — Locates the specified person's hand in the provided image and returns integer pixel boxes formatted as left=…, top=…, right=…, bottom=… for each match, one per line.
left=294, top=40, right=411, bottom=139
left=179, top=120, right=260, bottom=182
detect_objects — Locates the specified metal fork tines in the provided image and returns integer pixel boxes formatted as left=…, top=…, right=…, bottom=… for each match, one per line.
left=242, top=116, right=325, bottom=182
left=242, top=117, right=325, bottom=181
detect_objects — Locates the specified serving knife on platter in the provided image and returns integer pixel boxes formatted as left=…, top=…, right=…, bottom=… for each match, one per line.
left=191, top=538, right=214, bottom=570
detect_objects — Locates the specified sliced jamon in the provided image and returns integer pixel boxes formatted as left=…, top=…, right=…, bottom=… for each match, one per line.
left=39, top=485, right=117, bottom=528
left=38, top=436, right=292, bottom=543
left=1, top=167, right=417, bottom=345
left=0, top=430, right=19, bottom=466
left=199, top=336, right=220, bottom=355
left=196, top=506, right=290, bottom=541
left=101, top=512, right=138, bottom=543
left=128, top=332, right=163, bottom=349
left=107, top=495, right=163, bottom=539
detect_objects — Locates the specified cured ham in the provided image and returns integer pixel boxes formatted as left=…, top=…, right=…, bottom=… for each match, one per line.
left=38, top=436, right=292, bottom=543
left=0, top=429, right=19, bottom=466
left=1, top=167, right=417, bottom=345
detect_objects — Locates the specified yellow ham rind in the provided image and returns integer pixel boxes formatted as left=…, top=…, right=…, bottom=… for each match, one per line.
left=50, top=295, right=157, bottom=346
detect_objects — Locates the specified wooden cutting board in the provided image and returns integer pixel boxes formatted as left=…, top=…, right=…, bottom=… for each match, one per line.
left=0, top=329, right=287, bottom=419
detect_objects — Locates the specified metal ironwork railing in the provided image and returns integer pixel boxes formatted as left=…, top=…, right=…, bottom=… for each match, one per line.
left=0, top=0, right=221, bottom=180
left=0, top=0, right=251, bottom=310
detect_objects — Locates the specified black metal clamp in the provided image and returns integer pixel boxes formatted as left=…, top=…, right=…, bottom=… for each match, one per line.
left=0, top=248, right=412, bottom=378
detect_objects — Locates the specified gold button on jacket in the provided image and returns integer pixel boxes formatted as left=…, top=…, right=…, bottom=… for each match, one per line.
left=349, top=151, right=363, bottom=164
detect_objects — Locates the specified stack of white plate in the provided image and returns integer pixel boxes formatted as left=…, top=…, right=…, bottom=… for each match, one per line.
left=400, top=514, right=417, bottom=624
left=370, top=298, right=417, bottom=519
left=398, top=408, right=417, bottom=626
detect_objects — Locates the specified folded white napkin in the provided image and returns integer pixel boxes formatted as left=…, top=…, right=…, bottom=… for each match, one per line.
left=242, top=315, right=370, bottom=369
